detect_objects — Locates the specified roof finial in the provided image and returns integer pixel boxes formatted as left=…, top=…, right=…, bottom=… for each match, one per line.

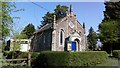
left=70, top=5, right=72, bottom=13
left=83, top=22, right=86, bottom=34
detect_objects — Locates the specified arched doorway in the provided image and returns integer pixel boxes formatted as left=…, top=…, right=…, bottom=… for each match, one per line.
left=74, top=39, right=80, bottom=52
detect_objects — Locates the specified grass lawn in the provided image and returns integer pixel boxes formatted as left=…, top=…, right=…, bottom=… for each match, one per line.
left=83, top=57, right=119, bottom=68
left=96, top=57, right=118, bottom=66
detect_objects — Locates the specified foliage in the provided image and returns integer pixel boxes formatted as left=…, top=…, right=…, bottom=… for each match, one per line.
left=11, top=31, right=22, bottom=51
left=103, top=2, right=120, bottom=21
left=32, top=51, right=108, bottom=67
left=11, top=31, right=28, bottom=39
left=98, top=20, right=120, bottom=53
left=4, top=31, right=28, bottom=51
left=18, top=33, right=28, bottom=39
left=1, top=2, right=24, bottom=51
left=38, top=5, right=68, bottom=29
left=13, top=41, right=21, bottom=51
left=87, top=27, right=97, bottom=50
left=113, top=50, right=120, bottom=59
left=39, top=12, right=54, bottom=28
left=21, top=23, right=35, bottom=39
left=1, top=2, right=16, bottom=39
left=99, top=20, right=119, bottom=43
left=54, top=5, right=68, bottom=20
left=99, top=1, right=120, bottom=53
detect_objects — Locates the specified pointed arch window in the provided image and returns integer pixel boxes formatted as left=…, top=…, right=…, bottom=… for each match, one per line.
left=60, top=29, right=64, bottom=45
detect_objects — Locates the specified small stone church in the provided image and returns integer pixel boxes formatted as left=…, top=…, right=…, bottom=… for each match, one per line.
left=31, top=5, right=87, bottom=52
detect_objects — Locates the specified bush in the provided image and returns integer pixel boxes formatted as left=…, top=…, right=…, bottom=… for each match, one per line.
left=3, top=51, right=10, bottom=56
left=113, top=50, right=120, bottom=59
left=32, top=51, right=108, bottom=67
left=3, top=51, right=22, bottom=59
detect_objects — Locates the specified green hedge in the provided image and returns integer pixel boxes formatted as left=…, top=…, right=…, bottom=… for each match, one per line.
left=113, top=50, right=120, bottom=58
left=32, top=51, right=108, bottom=67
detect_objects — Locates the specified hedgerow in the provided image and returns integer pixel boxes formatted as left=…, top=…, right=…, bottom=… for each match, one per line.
left=113, top=50, right=120, bottom=59
left=32, top=51, right=108, bottom=67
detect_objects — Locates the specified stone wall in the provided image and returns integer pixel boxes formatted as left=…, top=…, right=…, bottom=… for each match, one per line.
left=31, top=29, right=52, bottom=51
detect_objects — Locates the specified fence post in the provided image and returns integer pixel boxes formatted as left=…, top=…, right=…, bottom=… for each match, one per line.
left=28, top=50, right=31, bottom=66
left=28, top=40, right=31, bottom=67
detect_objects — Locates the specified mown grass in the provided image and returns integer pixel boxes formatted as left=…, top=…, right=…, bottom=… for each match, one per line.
left=96, top=57, right=118, bottom=66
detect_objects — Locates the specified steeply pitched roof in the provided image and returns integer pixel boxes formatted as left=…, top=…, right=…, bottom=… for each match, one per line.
left=35, top=23, right=53, bottom=33
left=35, top=16, right=67, bottom=34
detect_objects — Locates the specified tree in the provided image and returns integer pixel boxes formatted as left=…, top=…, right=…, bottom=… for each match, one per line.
left=38, top=5, right=68, bottom=29
left=39, top=12, right=54, bottom=28
left=87, top=27, right=97, bottom=50
left=19, top=34, right=28, bottom=39
left=98, top=20, right=120, bottom=54
left=54, top=5, right=68, bottom=20
left=21, top=23, right=35, bottom=39
left=99, top=1, right=120, bottom=54
left=103, top=2, right=120, bottom=21
left=12, top=32, right=28, bottom=39
left=12, top=31, right=21, bottom=51
left=1, top=2, right=16, bottom=52
left=1, top=2, right=16, bottom=39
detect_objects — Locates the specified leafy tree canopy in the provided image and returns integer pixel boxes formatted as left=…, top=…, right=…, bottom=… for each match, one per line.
left=99, top=1, right=120, bottom=53
left=98, top=20, right=120, bottom=53
left=21, top=23, right=35, bottom=39
left=103, top=2, right=120, bottom=21
left=1, top=2, right=16, bottom=39
left=87, top=27, right=97, bottom=50
left=38, top=5, right=68, bottom=29
left=54, top=5, right=68, bottom=20
left=99, top=20, right=120, bottom=43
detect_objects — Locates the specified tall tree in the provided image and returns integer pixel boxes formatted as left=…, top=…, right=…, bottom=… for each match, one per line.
left=39, top=12, right=54, bottom=28
left=103, top=2, right=120, bottom=21
left=54, top=5, right=68, bottom=20
left=38, top=5, right=68, bottom=29
left=99, top=1, right=120, bottom=54
left=1, top=2, right=16, bottom=52
left=1, top=2, right=16, bottom=39
left=21, top=23, right=35, bottom=39
left=87, top=27, right=97, bottom=50
left=99, top=20, right=120, bottom=54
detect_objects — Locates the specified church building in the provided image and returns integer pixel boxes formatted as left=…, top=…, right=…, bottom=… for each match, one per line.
left=31, top=5, right=87, bottom=52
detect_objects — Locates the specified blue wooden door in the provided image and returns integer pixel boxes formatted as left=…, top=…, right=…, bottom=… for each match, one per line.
left=72, top=42, right=76, bottom=51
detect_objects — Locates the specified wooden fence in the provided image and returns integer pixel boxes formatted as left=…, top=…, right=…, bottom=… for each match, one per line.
left=0, top=58, right=28, bottom=66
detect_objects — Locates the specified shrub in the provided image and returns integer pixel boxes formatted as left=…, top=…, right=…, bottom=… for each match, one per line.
left=32, top=51, right=108, bottom=67
left=3, top=51, right=10, bottom=56
left=113, top=50, right=120, bottom=59
left=3, top=51, right=22, bottom=59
